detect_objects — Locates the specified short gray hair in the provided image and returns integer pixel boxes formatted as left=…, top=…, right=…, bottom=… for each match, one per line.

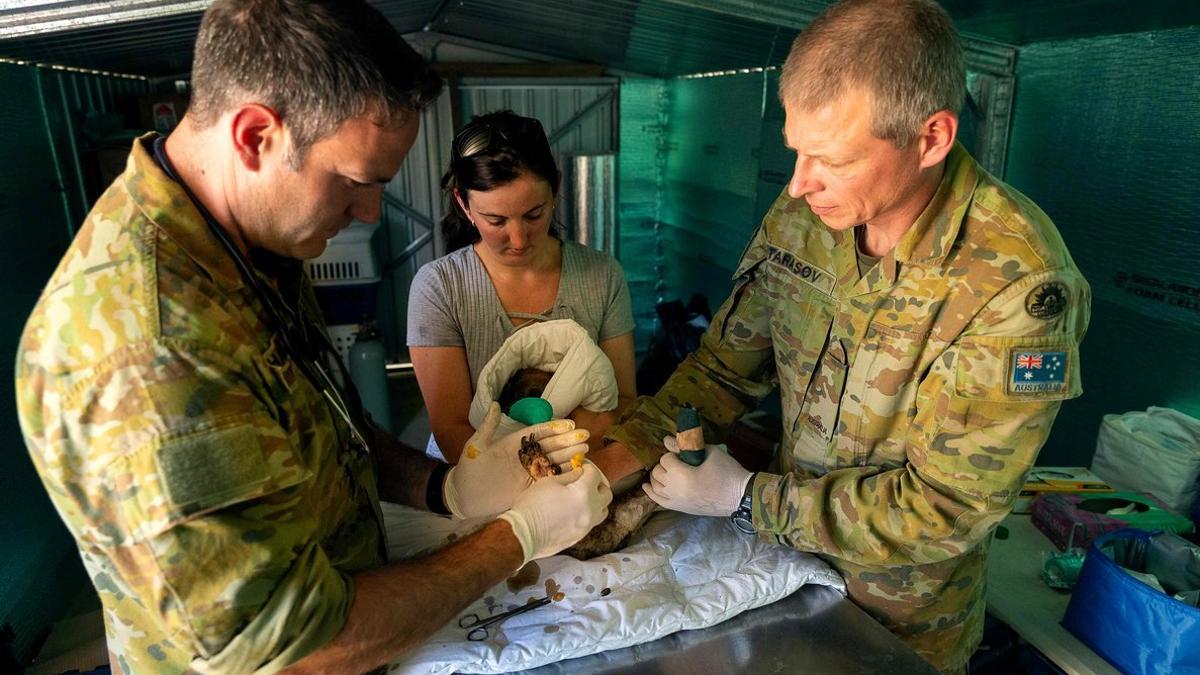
left=189, top=0, right=443, bottom=167
left=779, top=0, right=965, bottom=146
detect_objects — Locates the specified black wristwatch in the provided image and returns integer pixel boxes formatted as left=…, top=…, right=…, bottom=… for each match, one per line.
left=731, top=472, right=757, bottom=535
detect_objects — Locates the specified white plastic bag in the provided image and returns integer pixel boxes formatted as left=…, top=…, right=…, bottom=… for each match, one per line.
left=1091, top=407, right=1200, bottom=515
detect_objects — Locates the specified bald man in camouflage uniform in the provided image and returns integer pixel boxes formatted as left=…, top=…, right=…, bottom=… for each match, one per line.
left=16, top=2, right=609, bottom=674
left=599, top=1, right=1090, bottom=672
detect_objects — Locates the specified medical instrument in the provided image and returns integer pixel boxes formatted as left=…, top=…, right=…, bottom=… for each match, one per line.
left=150, top=136, right=372, bottom=455
left=458, top=595, right=553, bottom=641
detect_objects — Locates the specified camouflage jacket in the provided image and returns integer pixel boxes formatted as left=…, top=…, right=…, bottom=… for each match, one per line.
left=16, top=135, right=385, bottom=674
left=610, top=144, right=1090, bottom=671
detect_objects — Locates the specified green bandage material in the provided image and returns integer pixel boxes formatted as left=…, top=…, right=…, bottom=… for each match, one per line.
left=675, top=405, right=706, bottom=467
left=509, top=397, right=553, bottom=425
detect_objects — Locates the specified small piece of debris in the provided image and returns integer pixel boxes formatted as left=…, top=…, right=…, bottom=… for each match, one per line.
left=600, top=588, right=612, bottom=597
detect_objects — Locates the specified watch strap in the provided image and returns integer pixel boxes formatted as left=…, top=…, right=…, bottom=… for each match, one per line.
left=426, top=462, right=452, bottom=516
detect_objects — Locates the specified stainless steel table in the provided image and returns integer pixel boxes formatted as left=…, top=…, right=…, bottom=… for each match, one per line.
left=515, top=584, right=937, bottom=674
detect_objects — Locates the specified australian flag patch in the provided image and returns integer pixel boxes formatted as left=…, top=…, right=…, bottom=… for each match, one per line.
left=1010, top=350, right=1067, bottom=393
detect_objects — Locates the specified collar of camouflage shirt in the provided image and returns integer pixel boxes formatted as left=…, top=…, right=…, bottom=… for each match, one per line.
left=126, top=132, right=247, bottom=292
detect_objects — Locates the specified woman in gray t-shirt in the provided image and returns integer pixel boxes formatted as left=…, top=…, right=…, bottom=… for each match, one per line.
left=408, top=111, right=636, bottom=462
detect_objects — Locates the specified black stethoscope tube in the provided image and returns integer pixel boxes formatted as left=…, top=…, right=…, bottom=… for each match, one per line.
left=150, top=136, right=372, bottom=454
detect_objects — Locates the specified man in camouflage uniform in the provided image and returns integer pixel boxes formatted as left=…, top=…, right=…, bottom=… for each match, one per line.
left=15, top=2, right=609, bottom=673
left=601, top=1, right=1091, bottom=671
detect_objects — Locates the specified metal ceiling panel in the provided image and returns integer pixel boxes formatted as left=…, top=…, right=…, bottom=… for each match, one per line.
left=1, top=0, right=1197, bottom=79
left=0, top=0, right=207, bottom=39
left=941, top=0, right=1200, bottom=45
left=0, top=10, right=203, bottom=76
left=430, top=0, right=794, bottom=78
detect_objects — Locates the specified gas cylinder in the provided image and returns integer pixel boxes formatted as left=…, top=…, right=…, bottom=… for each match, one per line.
left=348, top=322, right=392, bottom=433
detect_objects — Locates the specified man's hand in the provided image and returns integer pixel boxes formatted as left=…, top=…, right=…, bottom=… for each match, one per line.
left=499, top=461, right=613, bottom=565
left=443, top=403, right=590, bottom=519
left=643, top=436, right=752, bottom=517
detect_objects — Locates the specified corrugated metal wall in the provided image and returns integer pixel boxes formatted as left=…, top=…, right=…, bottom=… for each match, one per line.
left=1004, top=26, right=1200, bottom=465
left=376, top=95, right=456, bottom=361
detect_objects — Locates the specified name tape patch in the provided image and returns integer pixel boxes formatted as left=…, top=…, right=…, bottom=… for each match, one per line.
left=767, top=245, right=834, bottom=294
left=1010, top=350, right=1067, bottom=394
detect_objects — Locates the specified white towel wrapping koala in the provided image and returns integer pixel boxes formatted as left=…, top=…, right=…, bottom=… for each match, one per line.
left=468, top=319, right=619, bottom=439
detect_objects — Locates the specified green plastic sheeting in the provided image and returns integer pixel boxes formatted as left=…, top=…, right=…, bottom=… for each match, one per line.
left=0, top=62, right=92, bottom=665
left=1005, top=26, right=1200, bottom=465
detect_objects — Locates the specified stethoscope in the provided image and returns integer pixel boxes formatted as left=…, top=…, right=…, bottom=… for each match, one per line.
left=151, top=136, right=372, bottom=455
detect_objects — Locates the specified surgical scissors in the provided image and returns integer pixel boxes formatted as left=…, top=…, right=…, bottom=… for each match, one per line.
left=458, top=595, right=553, bottom=641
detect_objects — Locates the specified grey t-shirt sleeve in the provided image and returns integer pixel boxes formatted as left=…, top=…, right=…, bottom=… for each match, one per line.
left=598, top=256, right=635, bottom=341
left=407, top=262, right=464, bottom=347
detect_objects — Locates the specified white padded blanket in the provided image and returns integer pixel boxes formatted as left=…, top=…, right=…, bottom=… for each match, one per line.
left=382, top=504, right=844, bottom=674
left=468, top=319, right=618, bottom=440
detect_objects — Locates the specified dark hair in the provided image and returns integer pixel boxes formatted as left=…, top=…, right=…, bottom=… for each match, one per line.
left=779, top=0, right=965, bottom=146
left=440, top=111, right=562, bottom=252
left=190, top=0, right=443, bottom=166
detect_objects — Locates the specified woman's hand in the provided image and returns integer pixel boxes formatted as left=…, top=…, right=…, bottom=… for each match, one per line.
left=443, top=403, right=591, bottom=519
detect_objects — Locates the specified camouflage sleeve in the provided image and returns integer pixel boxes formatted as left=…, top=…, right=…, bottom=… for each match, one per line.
left=89, top=342, right=351, bottom=672
left=753, top=269, right=1091, bottom=565
left=608, top=225, right=779, bottom=467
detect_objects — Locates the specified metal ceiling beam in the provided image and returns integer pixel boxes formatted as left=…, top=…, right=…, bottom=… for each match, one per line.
left=660, top=0, right=826, bottom=31
left=0, top=1, right=208, bottom=40
left=422, top=0, right=453, bottom=32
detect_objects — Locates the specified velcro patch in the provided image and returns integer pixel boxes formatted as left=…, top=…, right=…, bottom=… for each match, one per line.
left=156, top=426, right=270, bottom=515
left=1009, top=350, right=1067, bottom=394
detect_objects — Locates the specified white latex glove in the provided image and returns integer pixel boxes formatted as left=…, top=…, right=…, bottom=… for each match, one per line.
left=498, top=460, right=613, bottom=566
left=444, top=402, right=591, bottom=519
left=642, top=435, right=752, bottom=517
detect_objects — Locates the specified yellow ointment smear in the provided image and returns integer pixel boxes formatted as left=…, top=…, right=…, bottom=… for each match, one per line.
left=571, top=453, right=585, bottom=469
left=465, top=445, right=479, bottom=459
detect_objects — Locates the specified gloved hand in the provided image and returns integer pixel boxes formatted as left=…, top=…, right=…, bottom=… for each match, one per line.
left=642, top=436, right=752, bottom=517
left=444, top=402, right=591, bottom=519
left=498, top=460, right=612, bottom=566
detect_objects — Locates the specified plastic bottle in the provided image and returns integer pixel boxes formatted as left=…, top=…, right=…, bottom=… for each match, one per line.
left=348, top=323, right=392, bottom=433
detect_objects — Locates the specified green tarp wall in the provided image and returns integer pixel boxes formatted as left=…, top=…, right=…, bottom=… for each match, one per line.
left=1005, top=26, right=1200, bottom=465
left=619, top=70, right=792, bottom=348
left=0, top=61, right=146, bottom=664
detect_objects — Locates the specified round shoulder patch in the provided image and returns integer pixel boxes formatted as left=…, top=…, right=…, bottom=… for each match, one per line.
left=1025, top=282, right=1067, bottom=319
